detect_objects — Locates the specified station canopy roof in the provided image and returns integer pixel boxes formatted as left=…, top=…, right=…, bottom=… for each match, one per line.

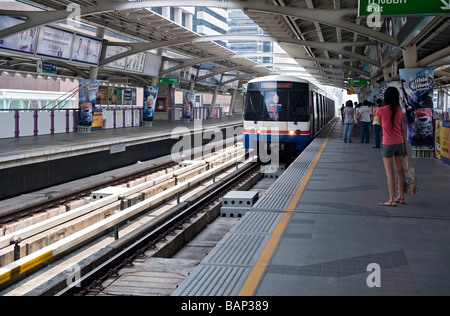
left=0, top=0, right=449, bottom=90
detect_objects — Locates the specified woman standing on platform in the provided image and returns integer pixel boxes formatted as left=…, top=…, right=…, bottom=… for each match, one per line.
left=376, top=87, right=408, bottom=207
left=343, top=100, right=355, bottom=143
left=372, top=98, right=383, bottom=148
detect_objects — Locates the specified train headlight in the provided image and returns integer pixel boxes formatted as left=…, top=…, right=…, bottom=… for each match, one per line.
left=250, top=129, right=256, bottom=134
left=296, top=130, right=301, bottom=135
left=256, top=129, right=262, bottom=134
left=289, top=130, right=295, bottom=136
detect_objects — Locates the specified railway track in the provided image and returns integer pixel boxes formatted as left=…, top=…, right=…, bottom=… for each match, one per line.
left=0, top=142, right=257, bottom=294
left=58, top=160, right=262, bottom=296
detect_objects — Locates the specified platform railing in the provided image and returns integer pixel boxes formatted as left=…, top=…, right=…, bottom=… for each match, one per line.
left=0, top=109, right=78, bottom=139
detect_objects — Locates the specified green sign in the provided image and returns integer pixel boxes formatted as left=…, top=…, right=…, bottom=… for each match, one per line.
left=358, top=0, right=450, bottom=17
left=237, top=89, right=247, bottom=94
left=349, top=79, right=371, bottom=86
left=159, top=78, right=180, bottom=84
left=37, top=61, right=57, bottom=74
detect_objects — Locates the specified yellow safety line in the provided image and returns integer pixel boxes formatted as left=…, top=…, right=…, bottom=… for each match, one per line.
left=0, top=250, right=53, bottom=285
left=239, top=127, right=333, bottom=296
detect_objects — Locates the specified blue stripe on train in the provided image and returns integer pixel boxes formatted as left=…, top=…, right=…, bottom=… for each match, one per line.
left=244, top=134, right=311, bottom=151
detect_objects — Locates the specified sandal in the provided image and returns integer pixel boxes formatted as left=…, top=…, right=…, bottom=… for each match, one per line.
left=395, top=198, right=405, bottom=204
left=379, top=200, right=397, bottom=207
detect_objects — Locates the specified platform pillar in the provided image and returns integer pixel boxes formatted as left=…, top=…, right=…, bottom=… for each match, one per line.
left=383, top=67, right=393, bottom=82
left=210, top=86, right=219, bottom=118
left=228, top=88, right=237, bottom=117
left=403, top=44, right=418, bottom=68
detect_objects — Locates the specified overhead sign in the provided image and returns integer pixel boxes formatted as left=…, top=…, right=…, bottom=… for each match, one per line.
left=349, top=79, right=371, bottom=86
left=359, top=0, right=450, bottom=17
left=37, top=61, right=57, bottom=74
left=159, top=78, right=180, bottom=84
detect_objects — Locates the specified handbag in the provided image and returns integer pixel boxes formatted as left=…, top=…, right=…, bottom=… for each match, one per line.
left=403, top=157, right=418, bottom=195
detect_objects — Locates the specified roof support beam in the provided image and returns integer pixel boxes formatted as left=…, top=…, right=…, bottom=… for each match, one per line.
left=102, top=35, right=379, bottom=67
left=0, top=0, right=398, bottom=47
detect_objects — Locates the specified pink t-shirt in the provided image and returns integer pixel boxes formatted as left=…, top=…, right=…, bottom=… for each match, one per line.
left=376, top=105, right=405, bottom=145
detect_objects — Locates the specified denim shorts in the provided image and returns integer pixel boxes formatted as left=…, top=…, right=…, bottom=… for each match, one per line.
left=382, top=143, right=405, bottom=158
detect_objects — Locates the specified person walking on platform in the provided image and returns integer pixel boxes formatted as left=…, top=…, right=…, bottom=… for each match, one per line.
left=376, top=87, right=408, bottom=207
left=358, top=100, right=372, bottom=143
left=372, top=98, right=383, bottom=148
left=343, top=100, right=355, bottom=143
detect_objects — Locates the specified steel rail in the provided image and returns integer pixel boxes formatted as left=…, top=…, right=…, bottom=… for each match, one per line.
left=56, top=160, right=260, bottom=296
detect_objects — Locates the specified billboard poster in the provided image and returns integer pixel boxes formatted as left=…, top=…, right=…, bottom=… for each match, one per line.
left=143, top=86, right=159, bottom=122
left=125, top=52, right=146, bottom=73
left=108, top=87, right=123, bottom=105
left=435, top=120, right=450, bottom=165
left=182, top=90, right=195, bottom=119
left=123, top=88, right=133, bottom=105
left=0, top=16, right=37, bottom=54
left=95, top=86, right=108, bottom=105
left=36, top=25, right=73, bottom=60
left=399, top=68, right=434, bottom=146
left=91, top=109, right=105, bottom=130
left=71, top=34, right=102, bottom=65
left=78, top=79, right=100, bottom=126
left=104, top=46, right=128, bottom=70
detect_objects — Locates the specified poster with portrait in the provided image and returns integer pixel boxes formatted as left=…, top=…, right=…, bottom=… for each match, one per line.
left=143, top=86, right=159, bottom=122
left=71, top=34, right=102, bottom=65
left=182, top=90, right=195, bottom=119
left=399, top=68, right=434, bottom=146
left=78, top=79, right=100, bottom=126
left=0, top=16, right=37, bottom=54
left=104, top=46, right=128, bottom=70
left=108, top=87, right=123, bottom=105
left=96, top=86, right=108, bottom=105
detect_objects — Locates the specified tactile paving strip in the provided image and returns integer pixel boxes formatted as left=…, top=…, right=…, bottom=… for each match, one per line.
left=202, top=233, right=270, bottom=266
left=230, top=211, right=283, bottom=234
left=172, top=265, right=249, bottom=296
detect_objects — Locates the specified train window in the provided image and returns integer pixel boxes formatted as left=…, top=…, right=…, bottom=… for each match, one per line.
left=263, top=91, right=289, bottom=121
left=244, top=91, right=264, bottom=121
left=289, top=90, right=309, bottom=122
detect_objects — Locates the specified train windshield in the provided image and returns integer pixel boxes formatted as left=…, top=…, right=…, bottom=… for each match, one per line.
left=244, top=81, right=310, bottom=122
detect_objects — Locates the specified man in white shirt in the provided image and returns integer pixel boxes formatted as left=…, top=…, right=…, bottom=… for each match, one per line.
left=358, top=100, right=372, bottom=143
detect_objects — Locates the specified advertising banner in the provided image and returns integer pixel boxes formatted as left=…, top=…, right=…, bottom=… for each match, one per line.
left=78, top=79, right=100, bottom=126
left=108, top=87, right=123, bottom=105
left=0, top=16, right=37, bottom=54
left=143, top=86, right=159, bottom=122
left=399, top=68, right=434, bottom=147
left=92, top=109, right=105, bottom=130
left=183, top=90, right=195, bottom=119
left=435, top=120, right=450, bottom=165
left=36, top=25, right=73, bottom=60
left=96, top=86, right=108, bottom=105
left=71, top=34, right=102, bottom=65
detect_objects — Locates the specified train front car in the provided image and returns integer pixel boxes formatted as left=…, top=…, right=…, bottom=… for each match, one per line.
left=243, top=76, right=313, bottom=158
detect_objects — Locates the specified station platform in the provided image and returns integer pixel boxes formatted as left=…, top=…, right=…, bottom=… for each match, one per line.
left=173, top=118, right=450, bottom=296
left=0, top=116, right=242, bottom=200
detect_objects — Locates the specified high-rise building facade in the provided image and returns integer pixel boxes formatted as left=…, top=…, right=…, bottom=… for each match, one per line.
left=226, top=10, right=273, bottom=65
